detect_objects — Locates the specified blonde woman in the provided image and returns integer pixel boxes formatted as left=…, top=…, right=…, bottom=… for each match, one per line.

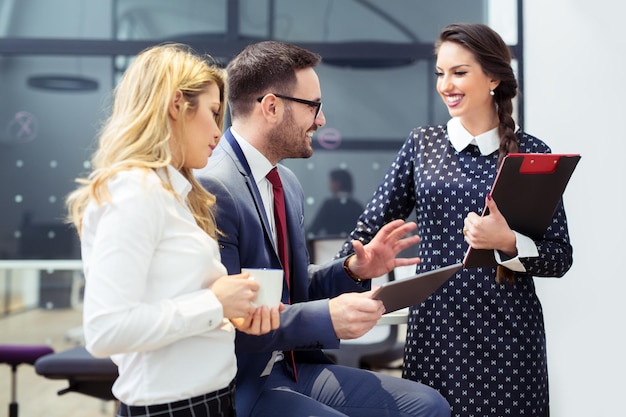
left=66, top=43, right=281, bottom=417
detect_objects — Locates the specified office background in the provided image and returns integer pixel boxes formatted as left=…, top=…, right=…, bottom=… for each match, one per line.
left=0, top=1, right=623, bottom=416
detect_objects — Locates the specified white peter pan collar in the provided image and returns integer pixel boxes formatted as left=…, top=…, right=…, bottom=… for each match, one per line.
left=446, top=117, right=523, bottom=156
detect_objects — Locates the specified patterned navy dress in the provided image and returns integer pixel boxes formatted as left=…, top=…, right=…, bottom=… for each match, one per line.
left=337, top=124, right=573, bottom=417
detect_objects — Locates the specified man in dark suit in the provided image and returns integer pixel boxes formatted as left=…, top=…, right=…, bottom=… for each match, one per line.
left=196, top=41, right=450, bottom=417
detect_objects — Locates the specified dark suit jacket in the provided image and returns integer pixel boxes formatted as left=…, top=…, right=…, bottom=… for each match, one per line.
left=197, top=129, right=368, bottom=417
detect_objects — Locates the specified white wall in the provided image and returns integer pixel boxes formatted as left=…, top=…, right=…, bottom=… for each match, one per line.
left=524, top=2, right=626, bottom=415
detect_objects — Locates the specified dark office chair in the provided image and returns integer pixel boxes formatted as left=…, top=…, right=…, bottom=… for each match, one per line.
left=0, top=344, right=54, bottom=417
left=35, top=346, right=118, bottom=402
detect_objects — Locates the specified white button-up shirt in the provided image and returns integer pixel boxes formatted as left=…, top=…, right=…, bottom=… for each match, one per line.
left=81, top=165, right=234, bottom=405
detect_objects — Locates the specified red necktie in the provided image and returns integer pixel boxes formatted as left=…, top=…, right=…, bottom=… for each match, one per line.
left=266, top=168, right=290, bottom=290
left=266, top=167, right=297, bottom=381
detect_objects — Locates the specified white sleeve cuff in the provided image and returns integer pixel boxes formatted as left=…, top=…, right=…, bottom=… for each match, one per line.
left=493, top=232, right=539, bottom=272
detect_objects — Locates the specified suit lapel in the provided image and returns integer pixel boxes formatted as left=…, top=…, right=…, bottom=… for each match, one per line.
left=223, top=130, right=279, bottom=256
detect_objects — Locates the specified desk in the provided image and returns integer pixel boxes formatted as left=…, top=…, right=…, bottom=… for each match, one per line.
left=0, top=260, right=83, bottom=315
left=0, top=260, right=82, bottom=270
left=377, top=308, right=409, bottom=326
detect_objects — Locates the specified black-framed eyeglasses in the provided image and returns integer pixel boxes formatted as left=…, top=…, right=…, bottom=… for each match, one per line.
left=256, top=93, right=323, bottom=120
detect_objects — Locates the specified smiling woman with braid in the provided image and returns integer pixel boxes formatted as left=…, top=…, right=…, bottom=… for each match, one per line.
left=337, top=23, right=573, bottom=417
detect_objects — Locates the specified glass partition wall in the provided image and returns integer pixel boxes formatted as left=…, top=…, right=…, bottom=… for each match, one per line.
left=0, top=0, right=522, bottom=266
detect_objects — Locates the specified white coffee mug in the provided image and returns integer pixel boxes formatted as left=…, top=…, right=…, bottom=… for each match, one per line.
left=242, top=268, right=283, bottom=308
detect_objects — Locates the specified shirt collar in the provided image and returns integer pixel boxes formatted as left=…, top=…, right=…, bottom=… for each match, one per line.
left=446, top=117, right=500, bottom=156
left=230, top=127, right=275, bottom=183
left=157, top=165, right=192, bottom=199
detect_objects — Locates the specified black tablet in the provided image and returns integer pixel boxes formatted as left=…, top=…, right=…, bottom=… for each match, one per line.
left=370, top=263, right=462, bottom=313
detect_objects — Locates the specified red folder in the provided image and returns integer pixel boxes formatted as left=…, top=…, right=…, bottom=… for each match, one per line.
left=462, top=153, right=581, bottom=268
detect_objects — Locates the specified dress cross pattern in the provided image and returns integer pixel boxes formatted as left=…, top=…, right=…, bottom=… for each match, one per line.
left=266, top=167, right=297, bottom=381
left=338, top=126, right=561, bottom=416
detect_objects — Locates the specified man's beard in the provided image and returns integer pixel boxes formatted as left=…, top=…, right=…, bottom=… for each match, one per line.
left=266, top=110, right=314, bottom=162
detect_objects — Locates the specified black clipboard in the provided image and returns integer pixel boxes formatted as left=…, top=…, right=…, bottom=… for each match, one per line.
left=463, top=153, right=581, bottom=268
left=370, top=263, right=462, bottom=312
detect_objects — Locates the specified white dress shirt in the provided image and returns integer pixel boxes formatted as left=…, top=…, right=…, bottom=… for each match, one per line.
left=446, top=117, right=538, bottom=271
left=81, top=165, right=235, bottom=405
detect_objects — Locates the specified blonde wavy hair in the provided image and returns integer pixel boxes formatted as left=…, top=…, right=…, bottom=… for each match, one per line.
left=66, top=43, right=226, bottom=239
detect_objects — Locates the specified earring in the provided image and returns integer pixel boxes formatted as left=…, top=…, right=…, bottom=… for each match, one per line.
left=490, top=90, right=495, bottom=96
